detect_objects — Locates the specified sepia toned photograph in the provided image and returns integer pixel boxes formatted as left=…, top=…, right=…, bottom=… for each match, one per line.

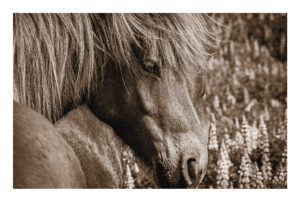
left=12, top=13, right=287, bottom=189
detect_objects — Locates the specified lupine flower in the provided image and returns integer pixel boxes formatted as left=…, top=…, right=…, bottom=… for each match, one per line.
left=261, top=153, right=272, bottom=185
left=133, top=162, right=140, bottom=175
left=125, top=163, right=135, bottom=189
left=251, top=162, right=265, bottom=189
left=273, top=163, right=287, bottom=188
left=253, top=39, right=260, bottom=58
left=213, top=95, right=220, bottom=110
left=273, top=145, right=287, bottom=188
left=238, top=150, right=252, bottom=189
left=216, top=140, right=233, bottom=188
left=259, top=115, right=270, bottom=154
left=243, top=88, right=250, bottom=104
left=264, top=107, right=270, bottom=122
left=250, top=120, right=259, bottom=151
left=211, top=112, right=217, bottom=123
left=226, top=88, right=236, bottom=106
left=263, top=63, right=270, bottom=75
left=259, top=117, right=272, bottom=185
left=245, top=99, right=257, bottom=112
left=241, top=115, right=252, bottom=155
left=235, top=117, right=240, bottom=129
left=213, top=95, right=223, bottom=116
left=222, top=103, right=228, bottom=112
left=208, top=123, right=219, bottom=151
left=122, top=150, right=135, bottom=188
left=223, top=133, right=232, bottom=153
left=121, top=150, right=128, bottom=162
left=234, top=130, right=244, bottom=150
left=278, top=111, right=287, bottom=141
left=281, top=144, right=287, bottom=165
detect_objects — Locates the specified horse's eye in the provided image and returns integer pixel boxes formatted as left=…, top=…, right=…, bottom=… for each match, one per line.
left=142, top=60, right=160, bottom=76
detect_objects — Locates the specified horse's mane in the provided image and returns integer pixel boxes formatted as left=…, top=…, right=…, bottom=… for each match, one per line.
left=13, top=13, right=216, bottom=122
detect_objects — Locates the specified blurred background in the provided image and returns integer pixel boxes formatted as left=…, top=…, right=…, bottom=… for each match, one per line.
left=201, top=13, right=287, bottom=188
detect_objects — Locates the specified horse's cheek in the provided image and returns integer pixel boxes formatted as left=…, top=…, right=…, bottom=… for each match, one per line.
left=135, top=81, right=158, bottom=115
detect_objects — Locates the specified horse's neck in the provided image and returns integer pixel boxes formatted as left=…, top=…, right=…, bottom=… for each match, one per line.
left=55, top=104, right=157, bottom=188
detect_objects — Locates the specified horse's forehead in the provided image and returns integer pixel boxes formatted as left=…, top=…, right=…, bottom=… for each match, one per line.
left=138, top=39, right=159, bottom=61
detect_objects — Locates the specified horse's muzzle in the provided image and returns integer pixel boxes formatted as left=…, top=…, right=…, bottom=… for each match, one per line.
left=181, top=153, right=207, bottom=188
left=155, top=155, right=207, bottom=188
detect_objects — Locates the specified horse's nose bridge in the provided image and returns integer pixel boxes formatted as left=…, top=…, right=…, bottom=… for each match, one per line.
left=181, top=136, right=202, bottom=154
left=169, top=83, right=201, bottom=126
left=159, top=76, right=206, bottom=136
left=179, top=84, right=203, bottom=132
left=180, top=131, right=208, bottom=163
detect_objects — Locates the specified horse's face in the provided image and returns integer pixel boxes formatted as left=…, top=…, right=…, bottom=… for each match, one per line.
left=89, top=48, right=209, bottom=188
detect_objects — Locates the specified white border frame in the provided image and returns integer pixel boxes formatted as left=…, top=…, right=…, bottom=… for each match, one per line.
left=1, top=1, right=297, bottom=199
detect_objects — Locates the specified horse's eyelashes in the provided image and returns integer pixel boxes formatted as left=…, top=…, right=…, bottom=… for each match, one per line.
left=142, top=61, right=161, bottom=76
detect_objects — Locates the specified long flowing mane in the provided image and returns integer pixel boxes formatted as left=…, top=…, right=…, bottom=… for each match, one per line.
left=13, top=13, right=215, bottom=122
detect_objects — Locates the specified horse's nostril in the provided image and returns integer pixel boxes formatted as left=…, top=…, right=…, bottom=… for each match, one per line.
left=187, top=158, right=198, bottom=182
left=183, top=156, right=205, bottom=188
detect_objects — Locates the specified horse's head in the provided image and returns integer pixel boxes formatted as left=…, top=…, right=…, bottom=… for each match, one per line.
left=88, top=14, right=214, bottom=188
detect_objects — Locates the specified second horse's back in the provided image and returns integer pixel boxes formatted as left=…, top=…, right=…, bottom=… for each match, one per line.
left=13, top=101, right=86, bottom=188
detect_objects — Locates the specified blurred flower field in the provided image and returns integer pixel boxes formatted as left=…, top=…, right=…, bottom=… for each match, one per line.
left=123, top=14, right=287, bottom=189
left=200, top=13, right=287, bottom=189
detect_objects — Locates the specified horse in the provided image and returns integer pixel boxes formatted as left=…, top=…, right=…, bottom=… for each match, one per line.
left=13, top=13, right=214, bottom=188
left=13, top=101, right=86, bottom=188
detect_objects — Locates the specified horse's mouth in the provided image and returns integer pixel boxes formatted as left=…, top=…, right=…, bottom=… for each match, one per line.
left=155, top=162, right=170, bottom=188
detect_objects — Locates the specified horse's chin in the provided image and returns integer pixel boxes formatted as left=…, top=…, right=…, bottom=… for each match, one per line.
left=155, top=162, right=188, bottom=188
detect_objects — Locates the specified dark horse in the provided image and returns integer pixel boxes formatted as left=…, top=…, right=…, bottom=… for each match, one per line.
left=13, top=14, right=214, bottom=188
